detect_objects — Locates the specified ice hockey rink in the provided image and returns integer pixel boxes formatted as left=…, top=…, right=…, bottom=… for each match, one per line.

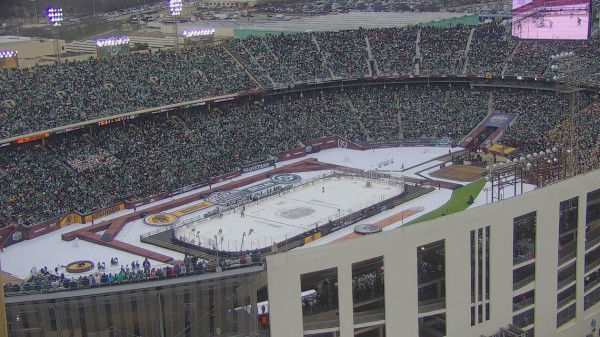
left=172, top=174, right=405, bottom=252
left=512, top=3, right=590, bottom=39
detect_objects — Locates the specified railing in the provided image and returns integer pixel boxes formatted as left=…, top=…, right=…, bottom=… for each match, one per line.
left=585, top=277, right=600, bottom=293
left=513, top=297, right=534, bottom=311
left=513, top=253, right=535, bottom=265
left=513, top=275, right=535, bottom=291
left=557, top=293, right=576, bottom=309
left=558, top=250, right=576, bottom=266
left=557, top=274, right=576, bottom=290
left=585, top=235, right=600, bottom=250
left=418, top=301, right=446, bottom=313
left=303, top=318, right=340, bottom=332
left=585, top=258, right=600, bottom=273
left=556, top=304, right=576, bottom=327
left=353, top=311, right=385, bottom=325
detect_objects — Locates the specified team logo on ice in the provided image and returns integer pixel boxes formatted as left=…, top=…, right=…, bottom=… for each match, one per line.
left=271, top=174, right=302, bottom=184
left=276, top=207, right=315, bottom=219
left=206, top=190, right=248, bottom=205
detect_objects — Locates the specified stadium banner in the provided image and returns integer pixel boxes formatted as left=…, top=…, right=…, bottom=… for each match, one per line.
left=359, top=138, right=456, bottom=148
left=210, top=171, right=242, bottom=184
left=303, top=231, right=322, bottom=244
left=23, top=216, right=61, bottom=241
left=335, top=136, right=364, bottom=151
left=0, top=225, right=16, bottom=243
left=0, top=224, right=22, bottom=247
left=83, top=203, right=125, bottom=223
left=276, top=147, right=306, bottom=162
left=304, top=136, right=339, bottom=151
left=124, top=193, right=168, bottom=209
left=241, top=160, right=275, bottom=174
left=59, top=212, right=83, bottom=228
left=168, top=181, right=209, bottom=198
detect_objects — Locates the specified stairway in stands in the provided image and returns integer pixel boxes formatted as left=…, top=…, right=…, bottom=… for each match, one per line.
left=222, top=43, right=266, bottom=88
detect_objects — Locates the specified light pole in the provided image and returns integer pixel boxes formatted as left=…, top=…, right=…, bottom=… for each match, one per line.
left=31, top=0, right=38, bottom=23
left=46, top=7, right=63, bottom=66
left=214, top=229, right=223, bottom=271
left=168, top=0, right=182, bottom=51
left=240, top=231, right=248, bottom=253
left=214, top=235, right=221, bottom=272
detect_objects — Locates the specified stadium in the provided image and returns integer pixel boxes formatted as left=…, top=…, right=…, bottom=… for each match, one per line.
left=2, top=1, right=600, bottom=337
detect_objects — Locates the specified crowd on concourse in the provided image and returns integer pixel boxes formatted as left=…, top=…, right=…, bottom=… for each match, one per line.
left=3, top=254, right=261, bottom=296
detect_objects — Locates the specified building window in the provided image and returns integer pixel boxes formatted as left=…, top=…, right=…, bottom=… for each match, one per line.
left=471, top=226, right=490, bottom=326
left=300, top=268, right=339, bottom=333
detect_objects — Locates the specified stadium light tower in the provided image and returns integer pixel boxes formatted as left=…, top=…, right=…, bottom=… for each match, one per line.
left=46, top=7, right=63, bottom=66
left=550, top=51, right=587, bottom=177
left=168, top=0, right=182, bottom=51
left=30, top=0, right=39, bottom=24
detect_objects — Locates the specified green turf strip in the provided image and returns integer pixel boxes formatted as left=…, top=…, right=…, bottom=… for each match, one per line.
left=406, top=178, right=487, bottom=225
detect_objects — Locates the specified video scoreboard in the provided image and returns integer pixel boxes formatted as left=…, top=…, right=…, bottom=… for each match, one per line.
left=512, top=0, right=592, bottom=40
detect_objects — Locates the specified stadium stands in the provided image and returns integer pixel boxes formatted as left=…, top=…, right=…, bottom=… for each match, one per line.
left=1, top=22, right=600, bottom=228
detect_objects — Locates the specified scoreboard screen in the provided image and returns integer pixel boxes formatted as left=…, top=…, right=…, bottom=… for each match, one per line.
left=184, top=35, right=215, bottom=48
left=97, top=43, right=130, bottom=59
left=512, top=0, right=592, bottom=40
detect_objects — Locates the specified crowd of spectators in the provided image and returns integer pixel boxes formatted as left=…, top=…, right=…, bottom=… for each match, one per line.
left=2, top=82, right=598, bottom=227
left=3, top=254, right=261, bottom=296
left=466, top=22, right=515, bottom=74
left=0, top=45, right=258, bottom=138
left=4, top=23, right=600, bottom=139
left=497, top=88, right=597, bottom=165
left=445, top=0, right=511, bottom=14
left=419, top=25, right=472, bottom=74
left=505, top=36, right=598, bottom=77
left=1, top=22, right=600, bottom=227
left=352, top=269, right=384, bottom=303
left=262, top=33, right=332, bottom=83
left=543, top=102, right=600, bottom=175
left=367, top=26, right=419, bottom=76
